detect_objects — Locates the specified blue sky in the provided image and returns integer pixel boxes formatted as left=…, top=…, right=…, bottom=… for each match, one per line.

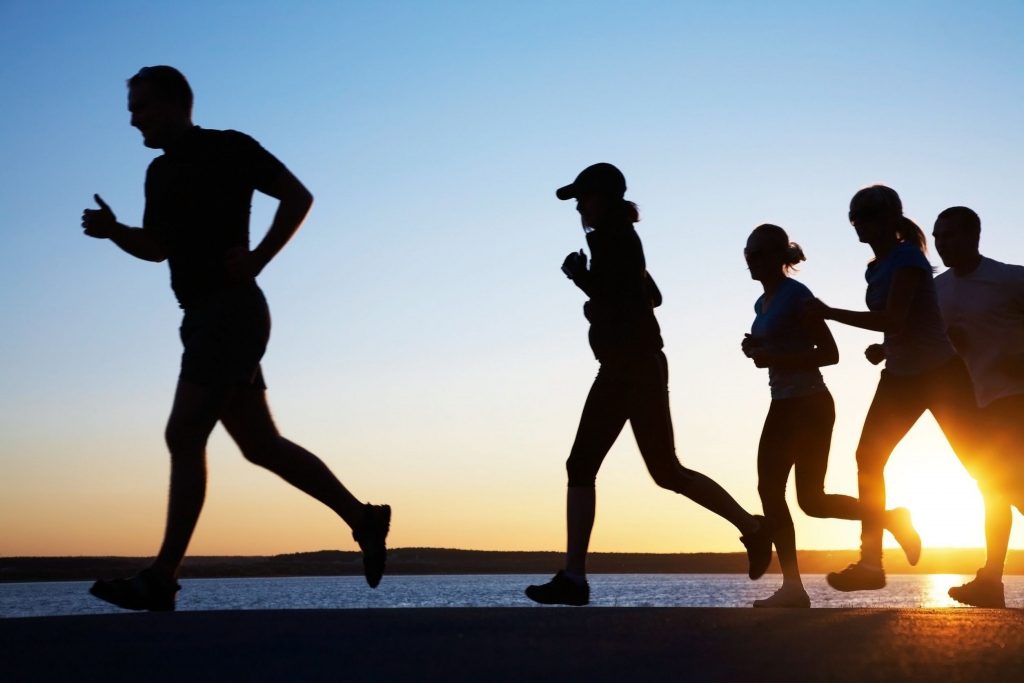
left=1, top=1, right=1022, bottom=556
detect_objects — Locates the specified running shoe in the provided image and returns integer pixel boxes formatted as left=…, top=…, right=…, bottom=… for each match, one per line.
left=740, top=515, right=773, bottom=580
left=948, top=570, right=1005, bottom=608
left=753, top=584, right=811, bottom=608
left=826, top=562, right=886, bottom=591
left=525, top=571, right=590, bottom=606
left=89, top=568, right=180, bottom=612
left=888, top=507, right=921, bottom=566
left=353, top=503, right=391, bottom=588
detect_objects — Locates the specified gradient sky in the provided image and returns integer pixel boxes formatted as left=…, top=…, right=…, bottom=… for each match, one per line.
left=2, top=0, right=1023, bottom=558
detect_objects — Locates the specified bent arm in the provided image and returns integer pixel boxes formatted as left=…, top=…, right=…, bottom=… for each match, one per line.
left=109, top=224, right=168, bottom=262
left=822, top=267, right=923, bottom=333
left=251, top=168, right=314, bottom=271
left=767, top=316, right=839, bottom=371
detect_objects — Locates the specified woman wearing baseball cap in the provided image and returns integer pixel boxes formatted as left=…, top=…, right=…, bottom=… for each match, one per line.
left=525, top=163, right=773, bottom=606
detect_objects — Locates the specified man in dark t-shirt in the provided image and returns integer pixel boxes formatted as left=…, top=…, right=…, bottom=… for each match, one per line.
left=80, top=66, right=390, bottom=611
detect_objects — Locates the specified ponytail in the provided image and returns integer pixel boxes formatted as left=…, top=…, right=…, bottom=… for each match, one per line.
left=898, top=216, right=927, bottom=253
left=751, top=223, right=806, bottom=273
left=783, top=242, right=806, bottom=272
left=621, top=199, right=640, bottom=224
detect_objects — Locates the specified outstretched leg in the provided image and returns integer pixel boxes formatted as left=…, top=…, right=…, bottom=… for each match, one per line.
left=219, top=385, right=389, bottom=587
left=794, top=391, right=921, bottom=566
left=628, top=353, right=771, bottom=579
left=219, top=386, right=364, bottom=526
left=629, top=356, right=759, bottom=536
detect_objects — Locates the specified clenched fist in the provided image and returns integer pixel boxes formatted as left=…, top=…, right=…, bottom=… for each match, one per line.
left=82, top=194, right=118, bottom=239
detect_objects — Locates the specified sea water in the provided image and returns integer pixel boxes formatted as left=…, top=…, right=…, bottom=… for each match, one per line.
left=4, top=574, right=1023, bottom=618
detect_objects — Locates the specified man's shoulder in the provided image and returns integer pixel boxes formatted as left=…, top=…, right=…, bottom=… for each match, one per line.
left=192, top=126, right=259, bottom=148
left=981, top=256, right=1024, bottom=278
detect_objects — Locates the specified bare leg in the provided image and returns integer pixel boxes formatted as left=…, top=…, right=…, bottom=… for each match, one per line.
left=220, top=386, right=364, bottom=528
left=152, top=379, right=229, bottom=578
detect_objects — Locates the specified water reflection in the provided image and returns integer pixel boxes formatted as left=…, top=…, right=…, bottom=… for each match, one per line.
left=923, top=574, right=970, bottom=608
left=2, top=573, right=1018, bottom=617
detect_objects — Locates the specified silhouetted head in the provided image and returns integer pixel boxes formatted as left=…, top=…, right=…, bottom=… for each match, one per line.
left=744, top=224, right=805, bottom=282
left=933, top=206, right=981, bottom=269
left=556, top=163, right=638, bottom=230
left=848, top=185, right=926, bottom=252
left=127, top=66, right=194, bottom=149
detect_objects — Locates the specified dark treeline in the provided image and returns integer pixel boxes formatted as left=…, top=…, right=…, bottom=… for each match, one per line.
left=4, top=548, right=1023, bottom=583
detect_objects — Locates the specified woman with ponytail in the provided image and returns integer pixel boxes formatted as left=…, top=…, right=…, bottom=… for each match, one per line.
left=525, top=163, right=773, bottom=606
left=805, top=185, right=979, bottom=591
left=743, top=224, right=918, bottom=607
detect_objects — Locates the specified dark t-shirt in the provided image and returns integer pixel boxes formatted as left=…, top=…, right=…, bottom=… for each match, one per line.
left=580, top=225, right=664, bottom=361
left=143, top=126, right=287, bottom=309
left=864, top=242, right=954, bottom=376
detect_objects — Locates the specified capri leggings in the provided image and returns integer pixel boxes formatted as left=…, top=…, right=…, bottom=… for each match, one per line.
left=856, top=355, right=980, bottom=562
left=757, top=390, right=862, bottom=571
left=565, top=350, right=698, bottom=491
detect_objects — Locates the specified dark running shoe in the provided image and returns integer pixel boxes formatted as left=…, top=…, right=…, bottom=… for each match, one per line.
left=888, top=507, right=921, bottom=566
left=753, top=584, right=811, bottom=608
left=948, top=570, right=1005, bottom=608
left=89, top=568, right=180, bottom=612
left=353, top=503, right=391, bottom=588
left=827, top=562, right=886, bottom=592
left=740, top=515, right=773, bottom=580
left=525, top=571, right=590, bottom=606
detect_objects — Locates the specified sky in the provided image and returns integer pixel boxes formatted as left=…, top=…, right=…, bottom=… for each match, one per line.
left=1, top=0, right=1023, bottom=558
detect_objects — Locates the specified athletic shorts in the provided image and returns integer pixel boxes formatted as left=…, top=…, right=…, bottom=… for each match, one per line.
left=178, top=284, right=270, bottom=389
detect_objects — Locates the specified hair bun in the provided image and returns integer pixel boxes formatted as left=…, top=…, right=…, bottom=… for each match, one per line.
left=785, top=242, right=806, bottom=266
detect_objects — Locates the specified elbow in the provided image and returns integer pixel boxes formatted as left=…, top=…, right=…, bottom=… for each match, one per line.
left=822, top=350, right=839, bottom=367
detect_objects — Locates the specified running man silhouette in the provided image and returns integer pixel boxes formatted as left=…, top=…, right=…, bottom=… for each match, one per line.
left=525, top=163, right=772, bottom=606
left=81, top=66, right=390, bottom=611
left=934, top=206, right=1024, bottom=607
left=742, top=224, right=918, bottom=607
left=805, top=185, right=977, bottom=591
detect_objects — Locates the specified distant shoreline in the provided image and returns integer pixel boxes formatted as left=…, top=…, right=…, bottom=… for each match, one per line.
left=3, top=547, right=1022, bottom=582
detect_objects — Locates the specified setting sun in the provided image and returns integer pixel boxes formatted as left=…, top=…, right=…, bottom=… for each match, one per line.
left=883, top=416, right=987, bottom=550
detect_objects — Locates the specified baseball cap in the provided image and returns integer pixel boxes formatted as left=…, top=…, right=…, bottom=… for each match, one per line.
left=556, top=163, right=627, bottom=200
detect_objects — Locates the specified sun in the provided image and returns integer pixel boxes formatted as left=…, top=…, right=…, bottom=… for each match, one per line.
left=882, top=415, right=987, bottom=550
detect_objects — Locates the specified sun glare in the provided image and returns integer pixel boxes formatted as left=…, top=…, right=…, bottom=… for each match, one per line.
left=881, top=417, right=986, bottom=550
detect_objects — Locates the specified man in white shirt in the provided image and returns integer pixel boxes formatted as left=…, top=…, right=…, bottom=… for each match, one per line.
left=934, top=205, right=1024, bottom=608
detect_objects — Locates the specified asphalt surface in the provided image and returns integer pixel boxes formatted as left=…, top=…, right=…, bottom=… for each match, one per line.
left=3, top=608, right=1023, bottom=682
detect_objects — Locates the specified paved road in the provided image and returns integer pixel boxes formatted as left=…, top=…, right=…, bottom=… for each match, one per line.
left=3, top=608, right=1023, bottom=682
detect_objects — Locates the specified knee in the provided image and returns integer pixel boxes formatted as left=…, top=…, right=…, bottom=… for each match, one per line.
left=758, top=481, right=788, bottom=513
left=238, top=437, right=283, bottom=468
left=565, top=457, right=596, bottom=488
left=649, top=463, right=694, bottom=494
left=795, top=490, right=826, bottom=518
left=757, top=479, right=779, bottom=502
left=855, top=445, right=885, bottom=474
left=164, top=422, right=206, bottom=458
